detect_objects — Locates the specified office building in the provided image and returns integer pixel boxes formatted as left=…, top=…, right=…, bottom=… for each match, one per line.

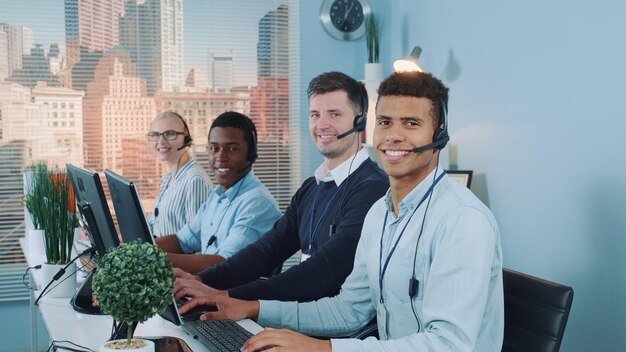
left=0, top=31, right=8, bottom=81
left=9, top=45, right=60, bottom=88
left=0, top=23, right=33, bottom=77
left=64, top=0, right=125, bottom=69
left=31, top=81, right=84, bottom=168
left=120, top=0, right=185, bottom=95
left=83, top=52, right=155, bottom=172
left=208, top=50, right=234, bottom=92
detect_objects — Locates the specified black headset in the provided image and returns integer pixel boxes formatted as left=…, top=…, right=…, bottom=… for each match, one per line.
left=353, top=83, right=368, bottom=133
left=432, top=99, right=449, bottom=150
left=241, top=115, right=258, bottom=163
left=169, top=112, right=193, bottom=149
left=411, top=99, right=450, bottom=153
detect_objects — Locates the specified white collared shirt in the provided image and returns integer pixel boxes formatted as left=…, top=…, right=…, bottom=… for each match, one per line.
left=314, top=145, right=370, bottom=186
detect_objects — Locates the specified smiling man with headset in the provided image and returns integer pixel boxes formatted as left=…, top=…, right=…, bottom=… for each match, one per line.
left=174, top=71, right=389, bottom=303
left=156, top=111, right=281, bottom=273
left=182, top=71, right=504, bottom=352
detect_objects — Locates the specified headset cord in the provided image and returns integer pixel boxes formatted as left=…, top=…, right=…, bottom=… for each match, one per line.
left=330, top=133, right=361, bottom=235
left=409, top=159, right=441, bottom=333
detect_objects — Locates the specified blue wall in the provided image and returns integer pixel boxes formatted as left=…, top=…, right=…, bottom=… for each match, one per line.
left=0, top=301, right=49, bottom=352
left=390, top=1, right=626, bottom=351
left=304, top=0, right=626, bottom=350
left=299, top=0, right=392, bottom=177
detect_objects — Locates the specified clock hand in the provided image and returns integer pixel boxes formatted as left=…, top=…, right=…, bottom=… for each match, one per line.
left=343, top=2, right=355, bottom=21
left=340, top=2, right=355, bottom=29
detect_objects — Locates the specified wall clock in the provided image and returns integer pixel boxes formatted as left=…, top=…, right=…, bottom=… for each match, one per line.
left=320, top=0, right=372, bottom=41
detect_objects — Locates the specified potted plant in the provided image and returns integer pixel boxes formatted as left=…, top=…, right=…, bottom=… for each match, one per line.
left=24, top=163, right=79, bottom=296
left=93, top=240, right=174, bottom=352
left=24, top=162, right=52, bottom=255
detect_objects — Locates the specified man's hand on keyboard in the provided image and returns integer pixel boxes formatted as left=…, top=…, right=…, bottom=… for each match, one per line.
left=173, top=267, right=201, bottom=280
left=241, top=327, right=331, bottom=352
left=174, top=276, right=227, bottom=300
left=179, top=295, right=260, bottom=322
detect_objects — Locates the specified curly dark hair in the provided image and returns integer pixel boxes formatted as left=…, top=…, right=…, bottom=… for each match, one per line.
left=377, top=71, right=449, bottom=127
left=307, top=71, right=367, bottom=116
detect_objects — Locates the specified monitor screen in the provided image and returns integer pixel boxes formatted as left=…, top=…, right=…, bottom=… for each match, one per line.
left=104, top=169, right=183, bottom=326
left=66, top=164, right=119, bottom=256
left=104, top=169, right=154, bottom=245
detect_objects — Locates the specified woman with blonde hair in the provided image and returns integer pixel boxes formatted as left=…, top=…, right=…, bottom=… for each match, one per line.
left=147, top=111, right=212, bottom=236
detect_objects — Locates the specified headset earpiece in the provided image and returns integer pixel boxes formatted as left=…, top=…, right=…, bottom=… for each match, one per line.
left=353, top=114, right=366, bottom=133
left=353, top=83, right=368, bottom=133
left=243, top=116, right=258, bottom=163
left=183, top=135, right=193, bottom=147
left=432, top=99, right=449, bottom=150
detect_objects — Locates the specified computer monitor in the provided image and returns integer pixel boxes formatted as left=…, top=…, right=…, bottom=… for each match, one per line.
left=66, top=164, right=120, bottom=315
left=103, top=169, right=184, bottom=326
left=103, top=169, right=154, bottom=245
left=66, top=164, right=119, bottom=255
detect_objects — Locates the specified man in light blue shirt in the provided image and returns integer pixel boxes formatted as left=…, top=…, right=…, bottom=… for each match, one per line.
left=183, top=72, right=503, bottom=351
left=156, top=111, right=281, bottom=273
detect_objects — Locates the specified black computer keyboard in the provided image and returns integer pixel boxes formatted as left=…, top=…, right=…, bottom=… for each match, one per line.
left=185, top=319, right=253, bottom=352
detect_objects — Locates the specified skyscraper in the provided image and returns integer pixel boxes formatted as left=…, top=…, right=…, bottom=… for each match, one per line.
left=257, top=5, right=289, bottom=78
left=120, top=0, right=184, bottom=95
left=253, top=4, right=290, bottom=140
left=208, top=50, right=234, bottom=92
left=0, top=23, right=34, bottom=77
left=83, top=52, right=155, bottom=172
left=9, top=45, right=60, bottom=88
left=0, top=31, right=8, bottom=82
left=64, top=0, right=126, bottom=69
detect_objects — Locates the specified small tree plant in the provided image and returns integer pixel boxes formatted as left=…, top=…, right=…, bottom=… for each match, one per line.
left=93, top=240, right=174, bottom=348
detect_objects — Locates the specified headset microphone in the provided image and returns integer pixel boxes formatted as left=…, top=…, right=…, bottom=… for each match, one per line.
left=411, top=135, right=450, bottom=153
left=336, top=126, right=360, bottom=139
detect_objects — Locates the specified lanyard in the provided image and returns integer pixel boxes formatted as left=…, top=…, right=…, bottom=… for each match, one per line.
left=308, top=182, right=344, bottom=254
left=378, top=171, right=446, bottom=304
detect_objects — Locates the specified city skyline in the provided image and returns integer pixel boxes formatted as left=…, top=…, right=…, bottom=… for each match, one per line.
left=0, top=0, right=284, bottom=87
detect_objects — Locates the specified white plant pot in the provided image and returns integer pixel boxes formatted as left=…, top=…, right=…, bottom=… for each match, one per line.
left=100, top=339, right=154, bottom=352
left=26, top=229, right=46, bottom=260
left=364, top=63, right=383, bottom=81
left=363, top=63, right=383, bottom=145
left=41, top=262, right=77, bottom=298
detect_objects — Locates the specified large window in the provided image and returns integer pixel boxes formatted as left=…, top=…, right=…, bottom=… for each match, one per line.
left=0, top=0, right=300, bottom=301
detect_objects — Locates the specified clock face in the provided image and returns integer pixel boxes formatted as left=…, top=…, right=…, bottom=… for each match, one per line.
left=320, top=0, right=371, bottom=41
left=330, top=0, right=364, bottom=33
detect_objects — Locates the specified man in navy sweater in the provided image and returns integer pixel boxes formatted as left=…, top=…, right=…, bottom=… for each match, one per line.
left=174, top=71, right=389, bottom=302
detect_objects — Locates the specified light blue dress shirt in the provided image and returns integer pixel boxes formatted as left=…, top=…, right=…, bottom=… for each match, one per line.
left=258, top=166, right=503, bottom=351
left=176, top=170, right=281, bottom=259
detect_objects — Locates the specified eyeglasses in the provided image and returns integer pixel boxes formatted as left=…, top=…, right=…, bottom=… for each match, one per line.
left=147, top=130, right=185, bottom=141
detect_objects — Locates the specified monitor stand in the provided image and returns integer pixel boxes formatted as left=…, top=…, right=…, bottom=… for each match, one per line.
left=70, top=271, right=103, bottom=315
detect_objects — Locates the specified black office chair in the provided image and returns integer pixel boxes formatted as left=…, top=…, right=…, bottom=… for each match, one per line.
left=502, top=268, right=574, bottom=352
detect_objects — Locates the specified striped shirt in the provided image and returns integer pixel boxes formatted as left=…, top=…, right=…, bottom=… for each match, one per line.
left=150, top=159, right=212, bottom=237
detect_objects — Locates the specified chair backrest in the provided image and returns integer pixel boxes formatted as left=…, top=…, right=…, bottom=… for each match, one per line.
left=502, top=268, right=574, bottom=352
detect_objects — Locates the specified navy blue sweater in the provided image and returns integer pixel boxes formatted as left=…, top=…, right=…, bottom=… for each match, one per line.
left=197, top=158, right=389, bottom=302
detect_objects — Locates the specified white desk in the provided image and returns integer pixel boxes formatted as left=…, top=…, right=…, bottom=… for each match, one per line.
left=21, top=239, right=209, bottom=351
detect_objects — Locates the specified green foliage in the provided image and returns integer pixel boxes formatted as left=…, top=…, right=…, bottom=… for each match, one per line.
left=93, top=240, right=174, bottom=346
left=24, top=163, right=52, bottom=230
left=365, top=14, right=379, bottom=64
left=24, top=163, right=76, bottom=264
